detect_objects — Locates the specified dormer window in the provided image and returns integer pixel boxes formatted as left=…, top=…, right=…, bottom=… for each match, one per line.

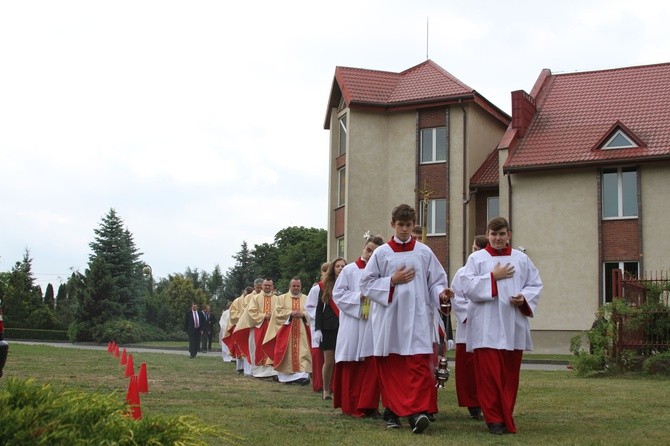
left=603, top=129, right=637, bottom=149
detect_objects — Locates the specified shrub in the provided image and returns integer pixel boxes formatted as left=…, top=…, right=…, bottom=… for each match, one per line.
left=68, top=321, right=93, bottom=342
left=643, top=351, right=670, bottom=376
left=4, top=328, right=68, bottom=341
left=92, top=319, right=146, bottom=344
left=0, top=378, right=228, bottom=445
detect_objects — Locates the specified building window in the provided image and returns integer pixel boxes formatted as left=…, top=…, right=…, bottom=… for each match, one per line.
left=487, top=196, right=499, bottom=221
left=338, top=114, right=347, bottom=156
left=603, top=261, right=639, bottom=303
left=603, top=130, right=636, bottom=149
left=420, top=127, right=447, bottom=163
left=602, top=167, right=637, bottom=218
left=336, top=237, right=345, bottom=258
left=419, top=199, right=446, bottom=235
left=337, top=167, right=346, bottom=207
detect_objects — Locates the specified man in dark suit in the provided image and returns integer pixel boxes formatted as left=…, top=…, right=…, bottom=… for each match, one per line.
left=184, top=302, right=204, bottom=358
left=201, top=305, right=215, bottom=352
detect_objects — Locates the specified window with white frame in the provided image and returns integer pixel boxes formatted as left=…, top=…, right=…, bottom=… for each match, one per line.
left=338, top=114, right=347, bottom=156
left=603, top=130, right=637, bottom=149
left=603, top=261, right=638, bottom=303
left=487, top=196, right=499, bottom=221
left=602, top=167, right=637, bottom=218
left=420, top=127, right=447, bottom=163
left=337, top=167, right=346, bottom=207
left=419, top=199, right=446, bottom=235
left=336, top=237, right=345, bottom=258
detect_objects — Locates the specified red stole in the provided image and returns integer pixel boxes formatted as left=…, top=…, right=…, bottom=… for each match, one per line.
left=319, top=281, right=340, bottom=317
left=253, top=295, right=273, bottom=365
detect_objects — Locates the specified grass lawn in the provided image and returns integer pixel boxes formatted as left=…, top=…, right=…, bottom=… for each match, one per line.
left=2, top=343, right=667, bottom=445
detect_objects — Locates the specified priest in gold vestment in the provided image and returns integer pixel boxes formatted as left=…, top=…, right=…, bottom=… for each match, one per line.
left=263, top=278, right=312, bottom=384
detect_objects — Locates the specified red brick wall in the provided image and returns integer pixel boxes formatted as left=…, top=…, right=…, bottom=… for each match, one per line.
left=417, top=108, right=448, bottom=268
left=418, top=164, right=446, bottom=198
left=425, top=237, right=448, bottom=265
left=419, top=108, right=447, bottom=128
left=601, top=219, right=640, bottom=261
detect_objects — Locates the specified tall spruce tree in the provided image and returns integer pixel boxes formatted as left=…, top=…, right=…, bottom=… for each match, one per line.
left=222, top=241, right=257, bottom=301
left=43, top=283, right=55, bottom=309
left=85, top=209, right=145, bottom=321
left=3, top=249, right=42, bottom=326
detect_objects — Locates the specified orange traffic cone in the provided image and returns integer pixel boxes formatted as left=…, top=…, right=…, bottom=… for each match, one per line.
left=124, top=354, right=135, bottom=377
left=138, top=362, right=149, bottom=393
left=120, top=348, right=127, bottom=366
left=126, top=375, right=142, bottom=420
left=114, top=344, right=120, bottom=358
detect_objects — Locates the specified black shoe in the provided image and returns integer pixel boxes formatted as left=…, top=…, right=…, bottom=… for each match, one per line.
left=189, top=355, right=195, bottom=359
left=488, top=423, right=504, bottom=435
left=299, top=378, right=311, bottom=386
left=409, top=414, right=430, bottom=434
left=383, top=408, right=401, bottom=428
left=425, top=412, right=435, bottom=422
left=468, top=406, right=483, bottom=420
left=236, top=369, right=243, bottom=374
left=365, top=411, right=382, bottom=420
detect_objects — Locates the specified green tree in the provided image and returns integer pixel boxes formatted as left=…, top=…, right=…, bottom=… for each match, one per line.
left=43, top=283, right=55, bottom=309
left=55, top=272, right=82, bottom=330
left=251, top=242, right=280, bottom=285
left=274, top=226, right=327, bottom=292
left=86, top=209, right=145, bottom=320
left=2, top=249, right=42, bottom=327
left=157, top=275, right=208, bottom=330
left=70, top=257, right=121, bottom=341
left=222, top=241, right=258, bottom=301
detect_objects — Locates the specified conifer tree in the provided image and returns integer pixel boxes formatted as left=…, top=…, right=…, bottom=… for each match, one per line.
left=80, top=209, right=145, bottom=324
left=43, top=283, right=55, bottom=309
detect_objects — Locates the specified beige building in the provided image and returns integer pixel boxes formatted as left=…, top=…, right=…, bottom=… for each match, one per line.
left=323, top=59, right=508, bottom=301
left=324, top=60, right=670, bottom=354
left=473, top=63, right=670, bottom=352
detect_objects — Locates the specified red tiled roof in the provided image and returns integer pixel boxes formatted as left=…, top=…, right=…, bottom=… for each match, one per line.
left=505, top=62, right=670, bottom=171
left=339, top=59, right=474, bottom=105
left=324, top=60, right=509, bottom=128
left=471, top=148, right=499, bottom=186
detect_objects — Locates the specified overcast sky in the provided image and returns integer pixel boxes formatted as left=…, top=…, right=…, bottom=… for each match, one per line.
left=2, top=0, right=669, bottom=291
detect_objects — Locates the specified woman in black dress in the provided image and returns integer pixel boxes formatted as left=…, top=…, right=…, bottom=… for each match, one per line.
left=315, top=257, right=346, bottom=400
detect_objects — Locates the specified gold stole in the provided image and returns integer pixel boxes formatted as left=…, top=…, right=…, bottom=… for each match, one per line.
left=290, top=297, right=301, bottom=372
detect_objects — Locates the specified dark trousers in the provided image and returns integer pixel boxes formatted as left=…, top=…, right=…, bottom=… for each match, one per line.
left=201, top=330, right=211, bottom=351
left=188, top=330, right=201, bottom=357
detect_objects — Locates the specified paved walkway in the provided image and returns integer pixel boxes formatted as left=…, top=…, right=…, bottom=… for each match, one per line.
left=10, top=340, right=571, bottom=371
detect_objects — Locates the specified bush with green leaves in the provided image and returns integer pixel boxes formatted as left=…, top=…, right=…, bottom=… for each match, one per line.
left=0, top=378, right=232, bottom=445
left=643, top=350, right=670, bottom=376
left=569, top=306, right=613, bottom=376
left=91, top=319, right=147, bottom=344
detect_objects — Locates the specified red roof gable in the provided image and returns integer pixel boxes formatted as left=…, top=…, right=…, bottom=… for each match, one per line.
left=471, top=148, right=499, bottom=187
left=325, top=60, right=509, bottom=129
left=504, top=62, right=670, bottom=172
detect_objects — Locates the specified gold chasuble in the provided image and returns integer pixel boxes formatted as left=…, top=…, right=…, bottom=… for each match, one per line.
left=262, top=293, right=312, bottom=374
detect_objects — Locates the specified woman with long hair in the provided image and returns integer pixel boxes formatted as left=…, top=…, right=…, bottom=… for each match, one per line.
left=315, top=257, right=346, bottom=400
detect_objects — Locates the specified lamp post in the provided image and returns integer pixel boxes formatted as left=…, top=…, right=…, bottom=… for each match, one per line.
left=0, top=299, right=8, bottom=378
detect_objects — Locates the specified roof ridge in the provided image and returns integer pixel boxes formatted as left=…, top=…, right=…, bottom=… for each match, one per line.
left=552, top=61, right=670, bottom=78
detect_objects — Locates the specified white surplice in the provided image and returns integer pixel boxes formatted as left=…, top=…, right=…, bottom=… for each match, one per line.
left=458, top=247, right=543, bottom=352
left=332, top=258, right=374, bottom=363
left=359, top=238, right=448, bottom=357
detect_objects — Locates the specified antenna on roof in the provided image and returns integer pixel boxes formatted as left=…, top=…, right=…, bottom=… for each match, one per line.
left=426, top=16, right=429, bottom=60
